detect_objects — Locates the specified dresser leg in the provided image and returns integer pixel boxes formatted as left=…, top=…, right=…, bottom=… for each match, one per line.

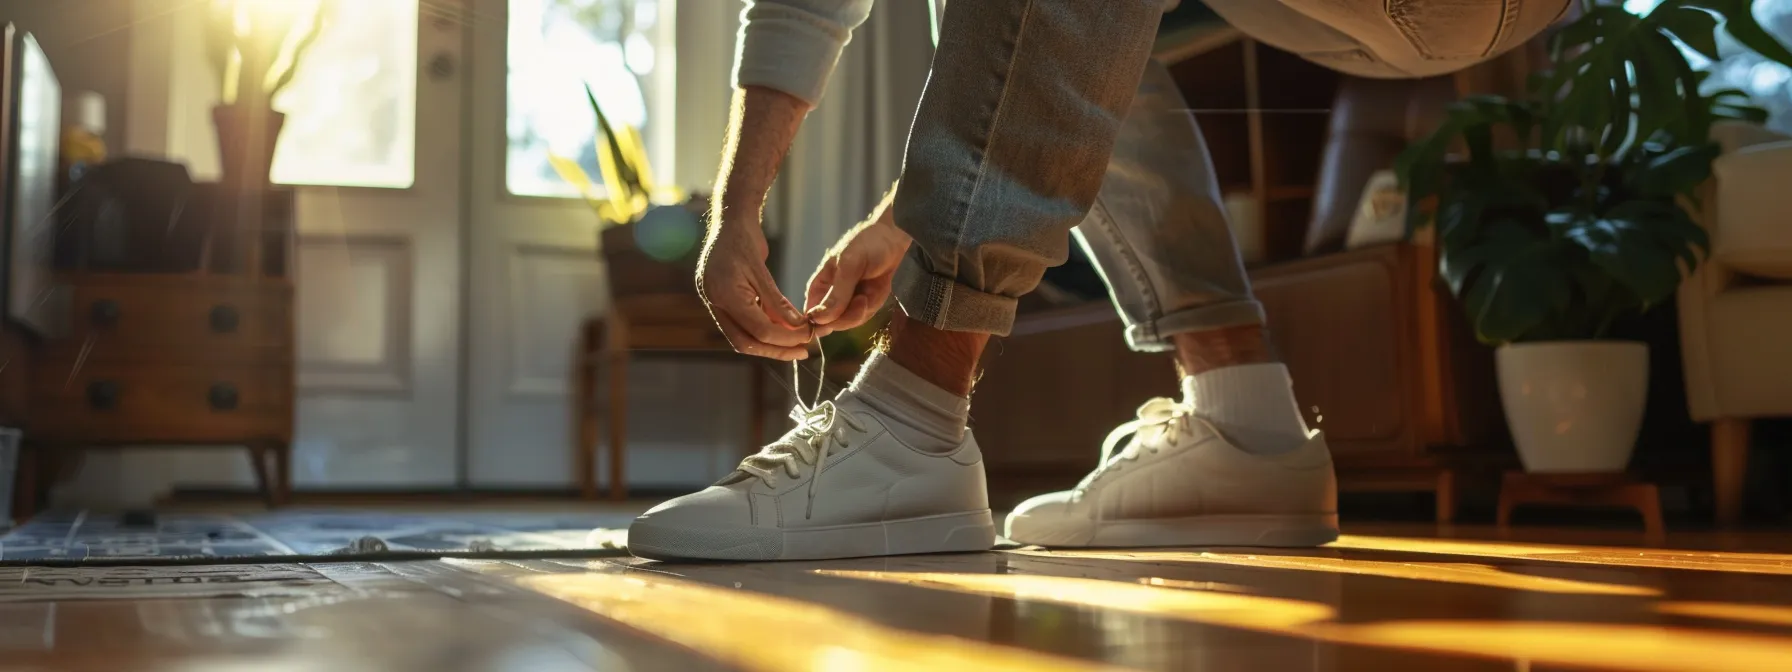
left=247, top=444, right=274, bottom=508
left=247, top=442, right=292, bottom=509
left=273, top=441, right=293, bottom=507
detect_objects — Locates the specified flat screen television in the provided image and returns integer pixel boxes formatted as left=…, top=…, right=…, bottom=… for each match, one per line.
left=0, top=24, right=61, bottom=337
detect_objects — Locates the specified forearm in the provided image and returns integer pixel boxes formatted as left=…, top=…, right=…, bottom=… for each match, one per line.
left=712, top=86, right=813, bottom=236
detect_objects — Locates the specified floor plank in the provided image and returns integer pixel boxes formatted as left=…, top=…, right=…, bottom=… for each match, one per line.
left=5, top=523, right=1792, bottom=670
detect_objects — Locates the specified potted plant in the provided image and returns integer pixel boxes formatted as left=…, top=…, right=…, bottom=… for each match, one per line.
left=1395, top=0, right=1792, bottom=472
left=551, top=86, right=707, bottom=298
left=204, top=0, right=334, bottom=188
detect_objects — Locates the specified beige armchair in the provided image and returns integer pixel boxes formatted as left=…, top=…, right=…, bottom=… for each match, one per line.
left=1679, top=122, right=1792, bottom=525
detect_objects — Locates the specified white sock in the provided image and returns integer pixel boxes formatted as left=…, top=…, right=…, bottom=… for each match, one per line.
left=845, top=352, right=970, bottom=452
left=1182, top=363, right=1311, bottom=455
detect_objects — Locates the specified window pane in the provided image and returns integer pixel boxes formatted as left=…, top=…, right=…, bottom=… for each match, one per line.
left=270, top=0, right=419, bottom=188
left=507, top=0, right=670, bottom=198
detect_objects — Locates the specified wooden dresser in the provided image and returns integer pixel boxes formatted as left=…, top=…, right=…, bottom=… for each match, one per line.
left=14, top=185, right=296, bottom=517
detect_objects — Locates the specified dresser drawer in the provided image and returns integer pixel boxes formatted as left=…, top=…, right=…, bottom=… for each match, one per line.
left=62, top=279, right=292, bottom=351
left=29, top=361, right=292, bottom=443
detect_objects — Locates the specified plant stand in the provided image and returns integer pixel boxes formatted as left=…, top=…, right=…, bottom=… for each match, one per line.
left=1495, top=471, right=1664, bottom=538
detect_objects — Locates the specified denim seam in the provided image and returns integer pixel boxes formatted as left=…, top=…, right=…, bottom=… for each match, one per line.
left=1087, top=197, right=1164, bottom=344
left=931, top=0, right=1038, bottom=329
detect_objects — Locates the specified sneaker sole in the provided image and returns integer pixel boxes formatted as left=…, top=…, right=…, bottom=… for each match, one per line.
left=628, top=509, right=997, bottom=562
left=1006, top=513, right=1339, bottom=548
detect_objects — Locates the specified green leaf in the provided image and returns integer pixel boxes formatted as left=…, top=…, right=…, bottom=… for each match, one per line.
left=1631, top=142, right=1719, bottom=197
left=1666, top=36, right=1715, bottom=143
left=1610, top=199, right=1708, bottom=265
left=1462, top=243, right=1568, bottom=345
left=1713, top=102, right=1770, bottom=124
left=1702, top=0, right=1792, bottom=68
left=1604, top=64, right=1634, bottom=155
left=1562, top=215, right=1683, bottom=304
left=1654, top=7, right=1723, bottom=61
left=1440, top=217, right=1535, bottom=297
left=1631, top=32, right=1688, bottom=144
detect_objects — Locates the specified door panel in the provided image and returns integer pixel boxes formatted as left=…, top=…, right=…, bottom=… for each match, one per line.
left=464, top=0, right=752, bottom=489
left=290, top=0, right=465, bottom=487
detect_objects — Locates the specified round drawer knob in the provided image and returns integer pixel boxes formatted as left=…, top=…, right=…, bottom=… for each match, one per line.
left=87, top=380, right=120, bottom=410
left=210, top=305, right=240, bottom=333
left=90, top=299, right=120, bottom=327
left=209, top=383, right=240, bottom=411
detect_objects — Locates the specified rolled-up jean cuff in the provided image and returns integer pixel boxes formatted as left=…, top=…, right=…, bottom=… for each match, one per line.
left=893, top=256, right=1020, bottom=337
left=1124, top=300, right=1266, bottom=352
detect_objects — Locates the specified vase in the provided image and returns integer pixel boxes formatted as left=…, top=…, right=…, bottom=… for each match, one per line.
left=212, top=104, right=286, bottom=189
left=1496, top=341, right=1649, bottom=473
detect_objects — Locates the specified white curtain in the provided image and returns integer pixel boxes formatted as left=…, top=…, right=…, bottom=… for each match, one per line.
left=769, top=2, right=936, bottom=298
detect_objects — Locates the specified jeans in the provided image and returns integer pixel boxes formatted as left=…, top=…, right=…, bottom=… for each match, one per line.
left=890, top=0, right=1255, bottom=351
left=889, top=0, right=1569, bottom=350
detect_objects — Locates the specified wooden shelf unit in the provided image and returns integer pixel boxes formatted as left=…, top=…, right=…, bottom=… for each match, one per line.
left=1160, top=36, right=1342, bottom=265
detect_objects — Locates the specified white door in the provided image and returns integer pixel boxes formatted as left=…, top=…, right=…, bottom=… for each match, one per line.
left=462, top=0, right=748, bottom=489
left=283, top=0, right=466, bottom=487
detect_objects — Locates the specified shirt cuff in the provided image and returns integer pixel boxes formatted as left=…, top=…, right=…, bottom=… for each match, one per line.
left=733, top=3, right=856, bottom=106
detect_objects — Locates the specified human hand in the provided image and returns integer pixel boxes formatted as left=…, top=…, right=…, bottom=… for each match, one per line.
left=696, top=219, right=811, bottom=360
left=805, top=216, right=912, bottom=337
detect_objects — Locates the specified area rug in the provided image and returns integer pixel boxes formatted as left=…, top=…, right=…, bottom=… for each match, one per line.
left=0, top=510, right=636, bottom=566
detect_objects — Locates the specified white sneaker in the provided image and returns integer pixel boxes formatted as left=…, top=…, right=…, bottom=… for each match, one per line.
left=627, top=396, right=997, bottom=561
left=1004, top=397, right=1338, bottom=548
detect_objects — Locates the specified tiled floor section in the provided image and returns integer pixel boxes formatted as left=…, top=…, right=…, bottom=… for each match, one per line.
left=5, top=524, right=1792, bottom=670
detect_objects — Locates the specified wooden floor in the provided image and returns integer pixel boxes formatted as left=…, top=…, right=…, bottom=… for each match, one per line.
left=6, top=522, right=1792, bottom=671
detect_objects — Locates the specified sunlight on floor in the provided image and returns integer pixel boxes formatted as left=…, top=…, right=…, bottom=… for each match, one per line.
left=822, top=570, right=1792, bottom=672
left=1329, top=535, right=1792, bottom=575
left=513, top=571, right=1126, bottom=672
left=1656, top=602, right=1792, bottom=628
left=1010, top=548, right=1657, bottom=595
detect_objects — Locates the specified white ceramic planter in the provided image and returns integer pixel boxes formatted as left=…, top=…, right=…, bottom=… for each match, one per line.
left=1496, top=341, right=1649, bottom=473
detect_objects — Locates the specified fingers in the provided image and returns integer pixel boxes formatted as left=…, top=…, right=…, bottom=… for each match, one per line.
left=702, top=263, right=812, bottom=361
left=804, top=259, right=835, bottom=316
left=808, top=254, right=866, bottom=325
left=752, top=263, right=807, bottom=328
left=813, top=270, right=892, bottom=337
left=713, top=309, right=809, bottom=361
left=831, top=295, right=874, bottom=330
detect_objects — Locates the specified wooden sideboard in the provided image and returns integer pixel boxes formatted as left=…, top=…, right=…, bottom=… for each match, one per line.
left=12, top=184, right=296, bottom=519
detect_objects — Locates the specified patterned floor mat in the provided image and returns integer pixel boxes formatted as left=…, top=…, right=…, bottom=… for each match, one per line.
left=0, top=510, right=636, bottom=565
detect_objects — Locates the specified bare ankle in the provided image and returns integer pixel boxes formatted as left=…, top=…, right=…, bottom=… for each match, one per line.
left=883, top=314, right=988, bottom=397
left=1172, top=325, right=1276, bottom=377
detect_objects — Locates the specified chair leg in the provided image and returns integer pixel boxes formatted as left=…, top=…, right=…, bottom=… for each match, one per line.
left=575, top=318, right=602, bottom=500
left=606, top=350, right=629, bottom=502
left=1434, top=470, right=1457, bottom=525
left=1712, top=418, right=1751, bottom=526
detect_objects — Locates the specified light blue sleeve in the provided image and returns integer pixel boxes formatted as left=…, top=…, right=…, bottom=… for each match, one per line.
left=734, top=0, right=877, bottom=105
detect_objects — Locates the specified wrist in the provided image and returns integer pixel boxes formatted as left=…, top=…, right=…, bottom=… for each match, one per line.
left=712, top=197, right=766, bottom=229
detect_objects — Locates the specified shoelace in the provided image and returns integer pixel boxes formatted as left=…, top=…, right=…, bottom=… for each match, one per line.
left=1074, top=397, right=1192, bottom=495
left=731, top=333, right=859, bottom=519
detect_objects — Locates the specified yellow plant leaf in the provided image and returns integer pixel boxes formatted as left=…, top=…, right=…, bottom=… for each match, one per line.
left=616, top=125, right=656, bottom=197
left=593, top=132, right=635, bottom=220
left=547, top=154, right=601, bottom=204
